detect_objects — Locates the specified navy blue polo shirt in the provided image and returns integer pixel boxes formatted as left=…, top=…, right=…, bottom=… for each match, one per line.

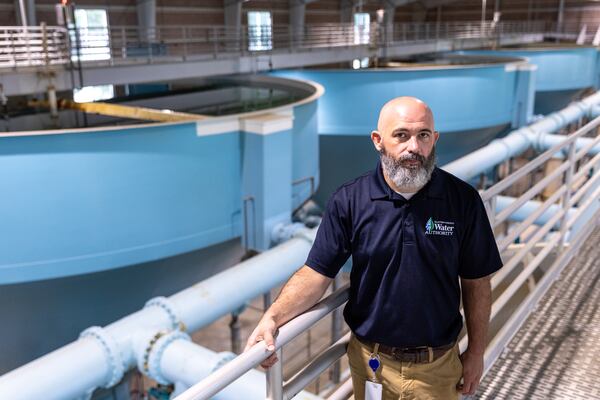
left=305, top=161, right=503, bottom=347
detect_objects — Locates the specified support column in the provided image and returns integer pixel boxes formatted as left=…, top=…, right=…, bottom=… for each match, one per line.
left=512, top=63, right=537, bottom=128
left=290, top=0, right=306, bottom=47
left=136, top=0, right=156, bottom=42
left=340, top=0, right=354, bottom=23
left=26, top=0, right=36, bottom=26
left=241, top=114, right=294, bottom=251
left=14, top=0, right=27, bottom=26
left=383, top=3, right=395, bottom=46
left=557, top=0, right=565, bottom=34
left=225, top=0, right=242, bottom=51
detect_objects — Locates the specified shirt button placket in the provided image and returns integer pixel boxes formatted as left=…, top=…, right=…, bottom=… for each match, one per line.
left=403, top=206, right=416, bottom=245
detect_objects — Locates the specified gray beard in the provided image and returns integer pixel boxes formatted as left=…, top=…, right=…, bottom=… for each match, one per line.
left=379, top=146, right=436, bottom=192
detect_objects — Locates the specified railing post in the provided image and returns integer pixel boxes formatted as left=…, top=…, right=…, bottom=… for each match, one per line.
left=330, top=274, right=344, bottom=384
left=485, top=196, right=497, bottom=230
left=266, top=349, right=284, bottom=400
left=41, top=23, right=49, bottom=66
left=558, top=142, right=576, bottom=249
left=107, top=27, right=114, bottom=66
left=212, top=26, right=218, bottom=57
left=182, top=26, right=188, bottom=60
left=10, top=29, right=17, bottom=67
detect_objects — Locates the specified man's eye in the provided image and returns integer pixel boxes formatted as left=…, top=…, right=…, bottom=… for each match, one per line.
left=420, top=132, right=430, bottom=138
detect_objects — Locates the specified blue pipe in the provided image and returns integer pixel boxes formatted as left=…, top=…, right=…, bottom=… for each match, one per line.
left=443, top=91, right=600, bottom=180
left=496, top=195, right=577, bottom=227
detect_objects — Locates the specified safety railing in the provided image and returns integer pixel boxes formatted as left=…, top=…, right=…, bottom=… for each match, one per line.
left=173, top=285, right=350, bottom=400
left=384, top=20, right=548, bottom=44
left=0, top=25, right=69, bottom=68
left=0, top=20, right=561, bottom=71
left=477, top=115, right=600, bottom=377
left=81, top=21, right=548, bottom=64
left=173, top=116, right=600, bottom=400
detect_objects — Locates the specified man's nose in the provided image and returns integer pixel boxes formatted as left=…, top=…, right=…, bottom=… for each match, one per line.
left=407, top=136, right=420, bottom=152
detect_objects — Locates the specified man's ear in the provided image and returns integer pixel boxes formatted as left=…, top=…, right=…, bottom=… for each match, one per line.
left=433, top=131, right=440, bottom=144
left=371, top=130, right=382, bottom=151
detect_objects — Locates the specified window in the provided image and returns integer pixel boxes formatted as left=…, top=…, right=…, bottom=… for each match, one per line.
left=354, top=12, right=370, bottom=45
left=72, top=8, right=111, bottom=61
left=248, top=11, right=272, bottom=51
left=73, top=85, right=114, bottom=103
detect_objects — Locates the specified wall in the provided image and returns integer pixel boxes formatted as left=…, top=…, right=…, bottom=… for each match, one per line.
left=0, top=0, right=597, bottom=29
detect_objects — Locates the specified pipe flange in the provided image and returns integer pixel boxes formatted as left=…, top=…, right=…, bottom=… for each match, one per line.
left=518, top=126, right=540, bottom=151
left=142, top=331, right=191, bottom=385
left=210, top=351, right=237, bottom=373
left=80, top=326, right=125, bottom=388
left=144, top=296, right=184, bottom=332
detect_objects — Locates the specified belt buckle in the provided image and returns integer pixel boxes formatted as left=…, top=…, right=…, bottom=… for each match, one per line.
left=412, top=346, right=432, bottom=363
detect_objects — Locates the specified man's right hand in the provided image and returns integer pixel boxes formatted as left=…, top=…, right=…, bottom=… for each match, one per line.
left=242, top=266, right=333, bottom=369
left=244, top=314, right=279, bottom=369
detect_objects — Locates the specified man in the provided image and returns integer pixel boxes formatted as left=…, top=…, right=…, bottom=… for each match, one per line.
left=245, top=97, right=503, bottom=399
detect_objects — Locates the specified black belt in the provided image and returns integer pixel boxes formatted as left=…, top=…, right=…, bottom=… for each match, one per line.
left=356, top=336, right=455, bottom=364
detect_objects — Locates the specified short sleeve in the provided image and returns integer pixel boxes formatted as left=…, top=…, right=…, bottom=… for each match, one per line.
left=458, top=192, right=503, bottom=279
left=305, top=190, right=352, bottom=278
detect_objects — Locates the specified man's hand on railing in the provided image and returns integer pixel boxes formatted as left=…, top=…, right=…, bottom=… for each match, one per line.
left=244, top=313, right=279, bottom=369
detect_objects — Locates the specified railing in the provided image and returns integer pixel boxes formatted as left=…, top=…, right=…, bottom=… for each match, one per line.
left=384, top=20, right=548, bottom=44
left=0, top=20, right=558, bottom=70
left=0, top=25, right=69, bottom=68
left=174, top=117, right=600, bottom=400
left=478, top=115, right=600, bottom=376
left=174, top=285, right=350, bottom=400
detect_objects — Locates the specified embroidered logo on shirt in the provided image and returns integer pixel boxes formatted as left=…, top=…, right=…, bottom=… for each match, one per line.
left=425, top=217, right=455, bottom=236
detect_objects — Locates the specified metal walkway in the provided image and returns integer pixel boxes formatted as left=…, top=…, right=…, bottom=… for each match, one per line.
left=478, top=227, right=600, bottom=399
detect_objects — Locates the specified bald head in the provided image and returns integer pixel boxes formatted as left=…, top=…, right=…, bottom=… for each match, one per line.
left=371, top=96, right=438, bottom=192
left=377, top=97, right=435, bottom=133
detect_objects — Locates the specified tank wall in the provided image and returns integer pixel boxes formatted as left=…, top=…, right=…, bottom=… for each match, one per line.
left=462, top=48, right=600, bottom=92
left=0, top=123, right=243, bottom=283
left=274, top=67, right=520, bottom=136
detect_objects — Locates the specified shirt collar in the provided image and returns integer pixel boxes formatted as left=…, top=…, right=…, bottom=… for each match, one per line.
left=369, top=160, right=445, bottom=201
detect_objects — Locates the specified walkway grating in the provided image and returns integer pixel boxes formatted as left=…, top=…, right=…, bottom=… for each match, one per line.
left=478, top=227, right=600, bottom=399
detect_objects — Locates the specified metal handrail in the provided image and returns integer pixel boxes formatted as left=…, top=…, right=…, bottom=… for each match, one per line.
left=474, top=116, right=600, bottom=376
left=0, top=20, right=557, bottom=71
left=485, top=124, right=600, bottom=292
left=174, top=285, right=349, bottom=400
left=176, top=116, right=599, bottom=400
left=0, top=25, right=69, bottom=67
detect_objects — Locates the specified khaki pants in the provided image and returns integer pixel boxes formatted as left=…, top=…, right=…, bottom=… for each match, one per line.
left=347, top=335, right=463, bottom=400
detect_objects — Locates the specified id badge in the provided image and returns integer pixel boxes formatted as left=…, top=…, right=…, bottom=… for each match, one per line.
left=365, top=380, right=383, bottom=400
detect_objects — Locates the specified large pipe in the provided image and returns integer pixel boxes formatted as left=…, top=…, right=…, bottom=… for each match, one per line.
left=0, top=228, right=316, bottom=399
left=443, top=91, right=600, bottom=180
left=496, top=195, right=577, bottom=227
left=532, top=133, right=600, bottom=156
